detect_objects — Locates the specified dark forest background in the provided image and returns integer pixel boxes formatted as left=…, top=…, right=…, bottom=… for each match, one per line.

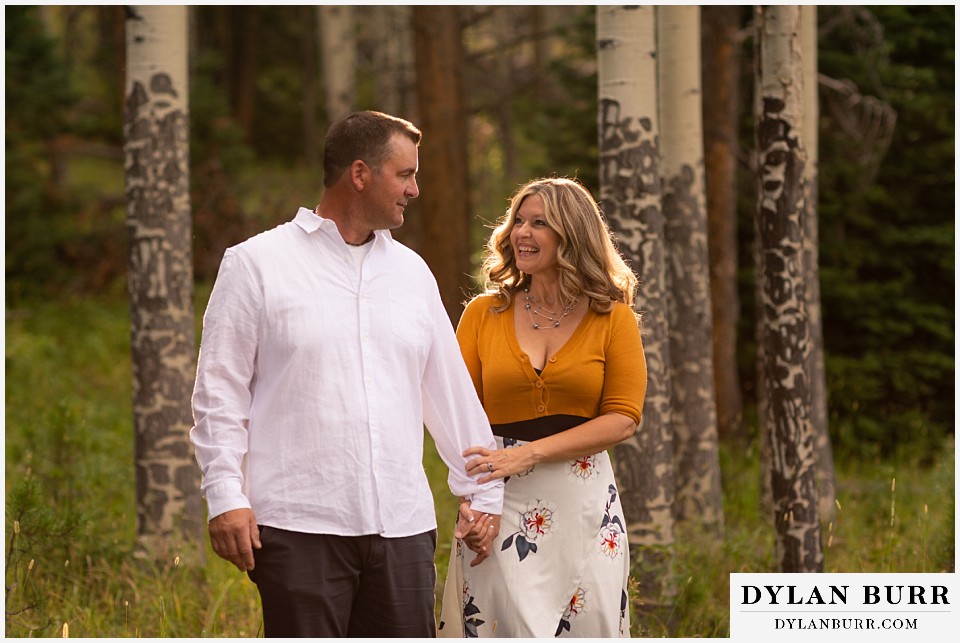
left=7, top=5, right=953, bottom=463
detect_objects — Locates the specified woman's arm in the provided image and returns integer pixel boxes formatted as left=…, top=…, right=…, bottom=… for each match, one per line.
left=463, top=412, right=636, bottom=484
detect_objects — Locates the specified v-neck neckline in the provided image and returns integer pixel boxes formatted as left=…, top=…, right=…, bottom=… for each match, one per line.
left=505, top=297, right=591, bottom=375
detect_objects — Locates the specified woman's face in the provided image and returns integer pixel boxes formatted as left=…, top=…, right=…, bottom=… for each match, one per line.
left=509, top=194, right=561, bottom=277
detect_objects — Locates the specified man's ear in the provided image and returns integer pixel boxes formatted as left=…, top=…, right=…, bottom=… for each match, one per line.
left=350, top=160, right=368, bottom=191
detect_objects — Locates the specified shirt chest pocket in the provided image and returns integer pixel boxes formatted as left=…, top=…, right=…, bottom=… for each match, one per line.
left=388, top=291, right=433, bottom=351
left=264, top=295, right=330, bottom=355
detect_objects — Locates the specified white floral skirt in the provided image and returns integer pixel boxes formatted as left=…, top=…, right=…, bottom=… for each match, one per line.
left=439, top=436, right=631, bottom=638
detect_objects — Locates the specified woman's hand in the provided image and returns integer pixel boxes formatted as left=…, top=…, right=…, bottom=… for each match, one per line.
left=463, top=444, right=537, bottom=485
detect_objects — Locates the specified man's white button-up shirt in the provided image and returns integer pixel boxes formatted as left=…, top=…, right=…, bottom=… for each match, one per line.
left=190, top=208, right=503, bottom=537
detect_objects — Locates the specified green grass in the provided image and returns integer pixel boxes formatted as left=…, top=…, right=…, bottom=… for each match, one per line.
left=5, top=292, right=955, bottom=637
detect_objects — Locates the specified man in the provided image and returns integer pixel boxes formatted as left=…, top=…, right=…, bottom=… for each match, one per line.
left=190, top=111, right=503, bottom=637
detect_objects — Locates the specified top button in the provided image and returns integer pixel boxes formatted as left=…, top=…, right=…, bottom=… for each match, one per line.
left=549, top=357, right=557, bottom=363
left=535, top=381, right=544, bottom=389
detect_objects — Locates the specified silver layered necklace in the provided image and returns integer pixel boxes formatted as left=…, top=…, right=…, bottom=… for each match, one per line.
left=523, top=288, right=577, bottom=330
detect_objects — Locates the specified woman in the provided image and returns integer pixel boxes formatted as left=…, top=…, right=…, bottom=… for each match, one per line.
left=439, top=177, right=647, bottom=638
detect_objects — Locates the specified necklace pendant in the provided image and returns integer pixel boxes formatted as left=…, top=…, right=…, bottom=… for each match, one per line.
left=554, top=321, right=561, bottom=328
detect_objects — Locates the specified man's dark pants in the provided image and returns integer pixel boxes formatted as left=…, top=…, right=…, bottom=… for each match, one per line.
left=248, top=526, right=438, bottom=637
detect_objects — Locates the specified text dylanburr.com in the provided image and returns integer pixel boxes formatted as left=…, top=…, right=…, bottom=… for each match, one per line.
left=730, top=573, right=958, bottom=641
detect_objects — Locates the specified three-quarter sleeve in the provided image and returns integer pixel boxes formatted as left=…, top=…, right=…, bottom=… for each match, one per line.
left=454, top=296, right=487, bottom=404
left=598, top=304, right=647, bottom=425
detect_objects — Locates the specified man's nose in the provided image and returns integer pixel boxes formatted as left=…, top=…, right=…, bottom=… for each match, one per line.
left=406, top=178, right=419, bottom=198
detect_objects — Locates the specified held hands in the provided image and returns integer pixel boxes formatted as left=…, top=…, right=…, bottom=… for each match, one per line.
left=455, top=500, right=501, bottom=567
left=208, top=508, right=261, bottom=572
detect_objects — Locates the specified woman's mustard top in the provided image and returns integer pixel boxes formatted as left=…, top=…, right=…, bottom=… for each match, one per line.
left=455, top=294, right=647, bottom=427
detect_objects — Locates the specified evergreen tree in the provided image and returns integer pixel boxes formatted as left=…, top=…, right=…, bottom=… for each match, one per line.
left=5, top=6, right=76, bottom=299
left=817, top=6, right=954, bottom=461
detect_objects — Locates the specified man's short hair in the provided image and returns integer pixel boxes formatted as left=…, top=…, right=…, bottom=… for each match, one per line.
left=323, top=111, right=422, bottom=188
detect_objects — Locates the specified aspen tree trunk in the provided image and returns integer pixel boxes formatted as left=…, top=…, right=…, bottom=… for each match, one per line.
left=801, top=5, right=837, bottom=523
left=318, top=5, right=356, bottom=123
left=124, top=5, right=203, bottom=555
left=413, top=6, right=471, bottom=321
left=701, top=6, right=746, bottom=444
left=755, top=5, right=823, bottom=573
left=657, top=5, right=724, bottom=533
left=598, top=4, right=676, bottom=616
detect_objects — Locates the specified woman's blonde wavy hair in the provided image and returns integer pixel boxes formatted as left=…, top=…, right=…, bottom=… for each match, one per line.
left=480, top=177, right=638, bottom=314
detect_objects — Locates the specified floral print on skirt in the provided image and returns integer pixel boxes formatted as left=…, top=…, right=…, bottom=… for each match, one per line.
left=439, top=436, right=631, bottom=638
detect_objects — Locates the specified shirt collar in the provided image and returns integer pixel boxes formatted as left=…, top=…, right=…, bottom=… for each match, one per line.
left=293, top=207, right=394, bottom=246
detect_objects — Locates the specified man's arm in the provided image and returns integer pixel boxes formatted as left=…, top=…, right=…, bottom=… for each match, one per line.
left=419, top=285, right=504, bottom=532
left=190, top=249, right=262, bottom=569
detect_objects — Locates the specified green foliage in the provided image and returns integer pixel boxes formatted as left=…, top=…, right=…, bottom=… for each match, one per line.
left=5, top=7, right=78, bottom=301
left=513, top=7, right=600, bottom=194
left=5, top=7, right=74, bottom=141
left=815, top=6, right=955, bottom=462
left=189, top=48, right=256, bottom=174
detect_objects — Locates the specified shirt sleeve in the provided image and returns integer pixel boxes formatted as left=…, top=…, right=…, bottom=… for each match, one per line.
left=599, top=304, right=647, bottom=425
left=454, top=296, right=486, bottom=405
left=421, top=289, right=504, bottom=516
left=189, top=249, right=260, bottom=520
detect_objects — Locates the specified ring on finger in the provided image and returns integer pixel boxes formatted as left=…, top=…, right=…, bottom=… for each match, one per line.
left=487, top=462, right=494, bottom=472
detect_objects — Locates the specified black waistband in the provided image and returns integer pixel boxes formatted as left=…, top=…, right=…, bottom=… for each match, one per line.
left=491, top=414, right=591, bottom=442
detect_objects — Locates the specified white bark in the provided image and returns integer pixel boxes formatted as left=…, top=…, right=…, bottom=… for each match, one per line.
left=800, top=5, right=836, bottom=523
left=755, top=5, right=823, bottom=573
left=319, top=5, right=356, bottom=123
left=124, top=5, right=202, bottom=553
left=598, top=4, right=674, bottom=605
left=657, top=5, right=723, bottom=532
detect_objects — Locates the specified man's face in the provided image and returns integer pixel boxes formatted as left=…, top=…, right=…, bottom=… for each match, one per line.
left=362, top=134, right=420, bottom=230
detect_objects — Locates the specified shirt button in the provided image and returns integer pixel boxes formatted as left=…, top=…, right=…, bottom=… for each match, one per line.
left=549, top=357, right=557, bottom=363
left=537, top=404, right=545, bottom=413
left=535, top=381, right=544, bottom=389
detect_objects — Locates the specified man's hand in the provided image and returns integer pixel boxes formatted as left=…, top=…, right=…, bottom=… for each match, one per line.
left=455, top=500, right=502, bottom=567
left=208, top=508, right=261, bottom=571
